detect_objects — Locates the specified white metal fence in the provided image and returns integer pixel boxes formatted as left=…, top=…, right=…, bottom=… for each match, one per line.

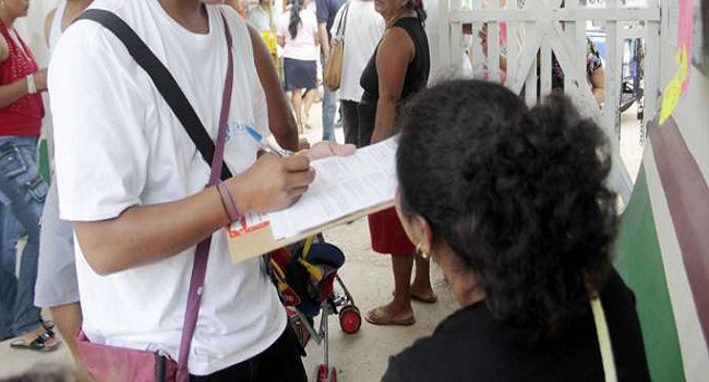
left=434, top=0, right=662, bottom=203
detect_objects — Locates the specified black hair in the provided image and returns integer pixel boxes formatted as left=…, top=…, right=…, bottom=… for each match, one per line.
left=405, top=0, right=427, bottom=25
left=397, top=80, right=617, bottom=338
left=288, top=0, right=302, bottom=39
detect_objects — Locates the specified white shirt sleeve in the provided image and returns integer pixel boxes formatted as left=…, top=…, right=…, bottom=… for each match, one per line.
left=49, top=22, right=150, bottom=221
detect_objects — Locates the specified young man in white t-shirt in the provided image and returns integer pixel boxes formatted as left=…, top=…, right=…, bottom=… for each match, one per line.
left=48, top=0, right=352, bottom=379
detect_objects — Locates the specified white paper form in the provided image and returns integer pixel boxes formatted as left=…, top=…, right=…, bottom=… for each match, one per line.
left=267, top=137, right=399, bottom=239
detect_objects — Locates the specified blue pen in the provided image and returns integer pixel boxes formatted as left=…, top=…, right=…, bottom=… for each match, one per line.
left=244, top=125, right=292, bottom=157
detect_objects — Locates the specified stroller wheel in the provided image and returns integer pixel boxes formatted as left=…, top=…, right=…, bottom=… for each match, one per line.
left=313, top=364, right=327, bottom=382
left=339, top=305, right=362, bottom=334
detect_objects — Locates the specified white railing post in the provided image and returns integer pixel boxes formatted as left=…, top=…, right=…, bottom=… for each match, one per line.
left=450, top=0, right=464, bottom=75
left=439, top=0, right=452, bottom=70
left=523, top=0, right=538, bottom=105
left=642, top=0, right=660, bottom=143
left=603, top=0, right=620, bottom=140
left=506, top=0, right=520, bottom=86
left=488, top=0, right=501, bottom=82
left=602, top=0, right=633, bottom=203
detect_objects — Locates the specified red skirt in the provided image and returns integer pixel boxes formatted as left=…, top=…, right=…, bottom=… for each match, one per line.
left=368, top=207, right=415, bottom=255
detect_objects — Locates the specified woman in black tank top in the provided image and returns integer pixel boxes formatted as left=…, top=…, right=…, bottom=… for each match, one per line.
left=358, top=0, right=432, bottom=327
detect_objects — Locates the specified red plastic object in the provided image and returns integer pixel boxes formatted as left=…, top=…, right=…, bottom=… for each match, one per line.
left=314, top=364, right=327, bottom=382
left=338, top=305, right=362, bottom=334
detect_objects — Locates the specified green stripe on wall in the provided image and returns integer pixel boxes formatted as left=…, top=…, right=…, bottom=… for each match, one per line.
left=614, top=166, right=685, bottom=382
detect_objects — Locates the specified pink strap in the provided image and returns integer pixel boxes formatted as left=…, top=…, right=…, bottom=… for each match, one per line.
left=177, top=13, right=234, bottom=379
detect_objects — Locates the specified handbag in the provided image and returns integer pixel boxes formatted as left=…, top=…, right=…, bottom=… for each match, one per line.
left=323, top=3, right=350, bottom=91
left=72, top=9, right=235, bottom=382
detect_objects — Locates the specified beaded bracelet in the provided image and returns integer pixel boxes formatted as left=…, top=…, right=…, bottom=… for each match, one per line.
left=215, top=184, right=233, bottom=223
left=217, top=180, right=240, bottom=222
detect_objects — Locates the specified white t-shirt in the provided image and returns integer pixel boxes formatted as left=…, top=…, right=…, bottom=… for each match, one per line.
left=48, top=0, right=286, bottom=375
left=330, top=0, right=384, bottom=102
left=276, top=8, right=319, bottom=61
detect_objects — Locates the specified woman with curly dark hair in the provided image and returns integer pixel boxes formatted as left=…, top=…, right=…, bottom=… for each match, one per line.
left=383, top=80, right=650, bottom=381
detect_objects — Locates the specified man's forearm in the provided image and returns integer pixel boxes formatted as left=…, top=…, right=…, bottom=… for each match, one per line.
left=73, top=184, right=233, bottom=276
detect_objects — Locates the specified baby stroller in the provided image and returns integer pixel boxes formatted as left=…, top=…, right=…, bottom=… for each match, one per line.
left=268, top=235, right=362, bottom=382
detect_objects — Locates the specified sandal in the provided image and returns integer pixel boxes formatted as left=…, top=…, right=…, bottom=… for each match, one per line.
left=391, top=290, right=439, bottom=304
left=365, top=307, right=415, bottom=326
left=41, top=319, right=56, bottom=332
left=411, top=292, right=438, bottom=304
left=10, top=328, right=60, bottom=352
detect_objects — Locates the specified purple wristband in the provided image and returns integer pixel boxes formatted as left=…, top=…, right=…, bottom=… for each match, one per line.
left=215, top=183, right=233, bottom=223
left=218, top=180, right=239, bottom=220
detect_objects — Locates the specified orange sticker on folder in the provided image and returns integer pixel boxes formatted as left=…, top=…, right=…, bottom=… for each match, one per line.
left=228, top=211, right=271, bottom=238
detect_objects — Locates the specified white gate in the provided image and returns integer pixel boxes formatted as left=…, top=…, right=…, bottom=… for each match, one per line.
left=435, top=0, right=662, bottom=204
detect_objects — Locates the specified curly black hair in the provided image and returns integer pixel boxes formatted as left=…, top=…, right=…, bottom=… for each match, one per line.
left=396, top=80, right=617, bottom=338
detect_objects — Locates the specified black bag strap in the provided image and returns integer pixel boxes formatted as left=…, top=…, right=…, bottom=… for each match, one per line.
left=76, top=9, right=233, bottom=181
left=334, top=2, right=351, bottom=39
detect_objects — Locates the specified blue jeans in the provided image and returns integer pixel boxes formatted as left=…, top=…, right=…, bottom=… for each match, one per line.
left=321, top=53, right=337, bottom=142
left=0, top=136, right=48, bottom=339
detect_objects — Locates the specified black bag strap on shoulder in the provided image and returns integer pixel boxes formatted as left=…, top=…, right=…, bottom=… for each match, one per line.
left=76, top=9, right=233, bottom=181
left=334, top=2, right=350, bottom=39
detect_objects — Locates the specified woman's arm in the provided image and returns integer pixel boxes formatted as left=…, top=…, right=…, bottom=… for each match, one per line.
left=73, top=154, right=315, bottom=275
left=371, top=28, right=414, bottom=144
left=318, top=23, right=329, bottom=60
left=45, top=8, right=57, bottom=46
left=247, top=24, right=299, bottom=151
left=590, top=65, right=606, bottom=106
left=0, top=79, right=30, bottom=109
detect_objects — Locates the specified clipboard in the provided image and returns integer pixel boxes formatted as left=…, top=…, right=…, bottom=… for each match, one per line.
left=227, top=200, right=394, bottom=263
left=227, top=136, right=399, bottom=263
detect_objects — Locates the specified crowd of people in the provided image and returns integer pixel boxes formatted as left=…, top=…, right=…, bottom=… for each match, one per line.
left=0, top=0, right=652, bottom=381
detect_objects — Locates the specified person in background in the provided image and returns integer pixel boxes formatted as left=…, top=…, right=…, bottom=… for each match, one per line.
left=477, top=0, right=605, bottom=105
left=49, top=0, right=351, bottom=379
left=32, top=0, right=91, bottom=373
left=359, top=0, right=432, bottom=326
left=383, top=79, right=651, bottom=381
left=316, top=0, right=345, bottom=142
left=0, top=0, right=55, bottom=352
left=226, top=0, right=246, bottom=18
left=277, top=0, right=319, bottom=133
left=552, top=38, right=606, bottom=105
left=246, top=0, right=274, bottom=32
left=330, top=0, right=383, bottom=146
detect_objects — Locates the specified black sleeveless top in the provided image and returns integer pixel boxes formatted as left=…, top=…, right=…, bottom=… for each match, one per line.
left=357, top=17, right=430, bottom=146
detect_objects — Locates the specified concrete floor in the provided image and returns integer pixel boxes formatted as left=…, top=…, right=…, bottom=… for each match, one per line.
left=0, top=98, right=645, bottom=381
